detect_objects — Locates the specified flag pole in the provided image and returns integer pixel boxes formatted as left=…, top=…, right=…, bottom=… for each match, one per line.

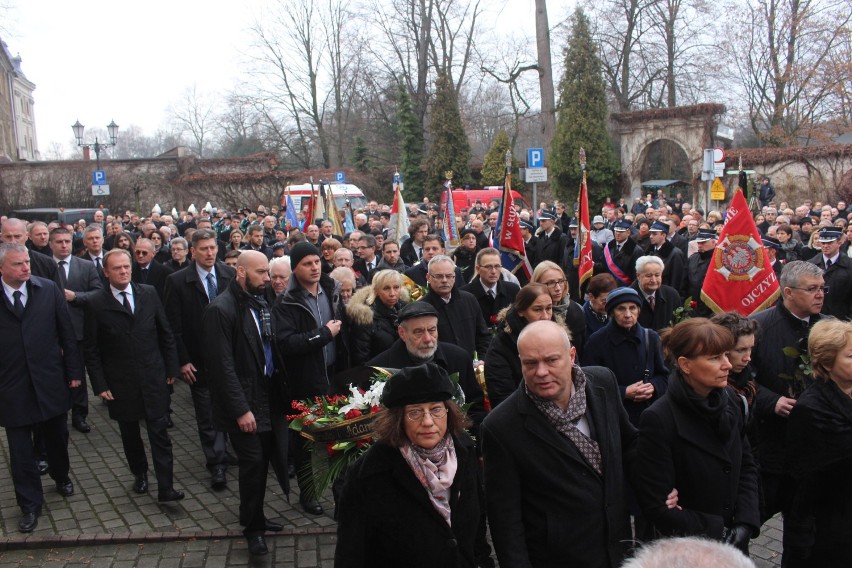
left=575, top=148, right=587, bottom=268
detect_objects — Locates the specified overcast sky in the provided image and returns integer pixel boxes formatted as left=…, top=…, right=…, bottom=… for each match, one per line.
left=4, top=0, right=576, bottom=159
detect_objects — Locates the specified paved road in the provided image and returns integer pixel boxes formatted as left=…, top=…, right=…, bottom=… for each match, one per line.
left=0, top=382, right=782, bottom=566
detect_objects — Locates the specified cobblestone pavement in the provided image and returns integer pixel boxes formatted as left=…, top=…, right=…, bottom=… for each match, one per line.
left=0, top=383, right=782, bottom=566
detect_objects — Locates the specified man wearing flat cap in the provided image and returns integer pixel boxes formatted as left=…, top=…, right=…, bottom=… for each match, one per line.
left=808, top=227, right=852, bottom=319
left=535, top=210, right=570, bottom=268
left=646, top=220, right=685, bottom=291
left=685, top=229, right=717, bottom=317
left=367, top=302, right=486, bottom=429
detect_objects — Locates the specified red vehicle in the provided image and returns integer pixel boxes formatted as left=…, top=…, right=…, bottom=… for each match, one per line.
left=439, top=188, right=531, bottom=215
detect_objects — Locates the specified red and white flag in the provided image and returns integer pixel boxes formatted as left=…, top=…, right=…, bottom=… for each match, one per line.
left=389, top=174, right=409, bottom=243
left=576, top=175, right=594, bottom=286
left=701, top=189, right=780, bottom=316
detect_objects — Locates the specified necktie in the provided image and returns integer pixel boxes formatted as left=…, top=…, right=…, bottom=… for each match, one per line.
left=121, top=291, right=133, bottom=314
left=367, top=261, right=373, bottom=272
left=488, top=289, right=496, bottom=299
left=418, top=248, right=423, bottom=260
left=12, top=290, right=24, bottom=318
left=826, top=259, right=833, bottom=269
left=206, top=273, right=218, bottom=301
left=58, top=260, right=68, bottom=288
left=141, top=268, right=149, bottom=283
left=94, top=257, right=102, bottom=270
left=648, top=295, right=656, bottom=311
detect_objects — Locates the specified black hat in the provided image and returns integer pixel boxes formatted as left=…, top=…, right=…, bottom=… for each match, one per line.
left=613, top=219, right=632, bottom=232
left=272, top=242, right=286, bottom=251
left=396, top=301, right=439, bottom=325
left=649, top=221, right=670, bottom=234
left=539, top=210, right=557, bottom=221
left=605, top=287, right=642, bottom=312
left=381, top=363, right=454, bottom=408
left=289, top=241, right=320, bottom=267
left=818, top=228, right=842, bottom=242
left=460, top=228, right=476, bottom=238
left=694, top=229, right=717, bottom=242
left=763, top=236, right=781, bottom=250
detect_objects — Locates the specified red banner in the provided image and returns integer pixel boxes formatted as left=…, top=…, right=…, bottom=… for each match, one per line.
left=577, top=176, right=594, bottom=286
left=701, top=189, right=780, bottom=316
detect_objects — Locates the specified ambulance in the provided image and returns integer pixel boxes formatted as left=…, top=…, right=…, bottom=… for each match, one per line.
left=282, top=183, right=368, bottom=212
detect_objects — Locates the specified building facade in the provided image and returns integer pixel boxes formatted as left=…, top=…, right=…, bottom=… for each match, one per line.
left=0, top=38, right=39, bottom=161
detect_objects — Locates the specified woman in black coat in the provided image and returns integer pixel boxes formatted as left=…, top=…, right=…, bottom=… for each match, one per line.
left=635, top=318, right=760, bottom=554
left=346, top=269, right=408, bottom=366
left=484, top=283, right=554, bottom=408
left=786, top=319, right=852, bottom=566
left=335, top=364, right=481, bottom=568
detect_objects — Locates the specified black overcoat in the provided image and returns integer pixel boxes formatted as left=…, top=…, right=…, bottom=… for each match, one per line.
left=481, top=367, right=638, bottom=568
left=334, top=434, right=481, bottom=568
left=83, top=283, right=179, bottom=421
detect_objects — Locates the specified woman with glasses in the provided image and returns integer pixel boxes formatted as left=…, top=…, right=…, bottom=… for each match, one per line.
left=485, top=284, right=555, bottom=408
left=335, top=363, right=480, bottom=567
left=531, top=260, right=587, bottom=356
left=148, top=231, right=170, bottom=264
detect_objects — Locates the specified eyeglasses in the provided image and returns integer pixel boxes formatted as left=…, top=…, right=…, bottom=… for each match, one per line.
left=134, top=250, right=151, bottom=256
left=543, top=279, right=566, bottom=289
left=479, top=264, right=502, bottom=271
left=429, top=273, right=455, bottom=281
left=789, top=286, right=829, bottom=295
left=405, top=407, right=447, bottom=422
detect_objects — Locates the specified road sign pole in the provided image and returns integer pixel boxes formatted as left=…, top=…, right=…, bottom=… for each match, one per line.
left=532, top=182, right=538, bottom=221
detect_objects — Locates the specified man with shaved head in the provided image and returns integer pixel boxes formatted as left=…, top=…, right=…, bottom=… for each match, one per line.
left=1, top=219, right=56, bottom=280
left=482, top=320, right=639, bottom=567
left=203, top=250, right=285, bottom=557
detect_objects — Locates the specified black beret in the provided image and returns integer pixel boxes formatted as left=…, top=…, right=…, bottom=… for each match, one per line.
left=380, top=363, right=454, bottom=408
left=396, top=301, right=439, bottom=325
left=289, top=241, right=320, bottom=267
left=460, top=228, right=476, bottom=238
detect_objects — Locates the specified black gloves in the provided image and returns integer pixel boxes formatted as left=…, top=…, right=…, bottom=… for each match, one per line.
left=723, top=524, right=752, bottom=554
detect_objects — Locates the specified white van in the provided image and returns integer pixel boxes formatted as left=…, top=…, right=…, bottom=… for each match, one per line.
left=282, top=183, right=368, bottom=213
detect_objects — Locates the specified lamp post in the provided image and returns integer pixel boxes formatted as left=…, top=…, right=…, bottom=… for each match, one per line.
left=71, top=119, right=119, bottom=169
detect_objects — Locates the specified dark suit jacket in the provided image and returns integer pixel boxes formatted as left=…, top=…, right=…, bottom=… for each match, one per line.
left=353, top=257, right=380, bottom=284
left=0, top=276, right=83, bottom=428
left=80, top=251, right=105, bottom=281
left=132, top=260, right=174, bottom=301
left=808, top=254, right=852, bottom=320
left=163, top=261, right=236, bottom=375
left=631, top=281, right=681, bottom=332
left=28, top=247, right=57, bottom=280
left=83, top=283, right=179, bottom=421
left=55, top=255, right=103, bottom=341
left=462, top=278, right=520, bottom=328
left=482, top=368, right=638, bottom=568
left=420, top=290, right=492, bottom=358
left=404, top=262, right=464, bottom=289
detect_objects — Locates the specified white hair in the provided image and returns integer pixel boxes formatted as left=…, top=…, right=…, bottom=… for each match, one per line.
left=636, top=255, right=665, bottom=273
left=621, top=537, right=755, bottom=568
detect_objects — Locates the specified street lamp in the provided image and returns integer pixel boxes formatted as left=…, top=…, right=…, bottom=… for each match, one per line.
left=72, top=119, right=119, bottom=169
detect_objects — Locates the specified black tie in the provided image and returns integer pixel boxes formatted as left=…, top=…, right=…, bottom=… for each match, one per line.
left=648, top=295, right=656, bottom=311
left=12, top=290, right=24, bottom=318
left=418, top=248, right=423, bottom=260
left=121, top=291, right=133, bottom=314
left=58, top=260, right=68, bottom=288
left=826, top=259, right=833, bottom=269
left=206, top=273, right=218, bottom=301
left=94, top=257, right=102, bottom=271
left=141, top=268, right=149, bottom=283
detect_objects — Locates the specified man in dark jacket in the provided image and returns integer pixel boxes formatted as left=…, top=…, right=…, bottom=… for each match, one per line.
left=685, top=229, right=716, bottom=316
left=420, top=255, right=492, bottom=359
left=605, top=220, right=643, bottom=286
left=631, top=256, right=681, bottom=332
left=0, top=243, right=83, bottom=533
left=807, top=227, right=852, bottom=320
left=202, top=250, right=285, bottom=557
left=164, top=229, right=236, bottom=490
left=84, top=248, right=183, bottom=504
left=132, top=238, right=174, bottom=300
left=482, top=320, right=638, bottom=568
left=646, top=221, right=685, bottom=292
left=535, top=210, right=569, bottom=269
left=461, top=248, right=520, bottom=330
left=274, top=242, right=341, bottom=517
left=750, top=260, right=824, bottom=561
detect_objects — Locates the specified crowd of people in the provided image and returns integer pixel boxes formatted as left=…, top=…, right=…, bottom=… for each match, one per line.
left=1, top=183, right=851, bottom=566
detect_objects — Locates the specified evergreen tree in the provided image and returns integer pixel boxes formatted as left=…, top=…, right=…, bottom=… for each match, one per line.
left=551, top=7, right=620, bottom=208
left=352, top=136, right=370, bottom=173
left=397, top=82, right=426, bottom=202
left=480, top=130, right=512, bottom=186
left=425, top=72, right=472, bottom=197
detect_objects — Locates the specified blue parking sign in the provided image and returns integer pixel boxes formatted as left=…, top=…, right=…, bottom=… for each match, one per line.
left=92, top=170, right=107, bottom=185
left=335, top=171, right=346, bottom=183
left=527, top=148, right=544, bottom=168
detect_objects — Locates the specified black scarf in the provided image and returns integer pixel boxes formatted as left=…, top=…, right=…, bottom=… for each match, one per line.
left=668, top=370, right=736, bottom=441
left=238, top=283, right=274, bottom=341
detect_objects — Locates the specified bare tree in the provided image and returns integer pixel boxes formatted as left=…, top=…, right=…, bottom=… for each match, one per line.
left=170, top=84, right=217, bottom=157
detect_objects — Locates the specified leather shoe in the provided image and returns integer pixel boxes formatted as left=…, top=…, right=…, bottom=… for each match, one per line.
left=133, top=473, right=148, bottom=494
left=264, top=521, right=283, bottom=532
left=158, top=489, right=185, bottom=502
left=246, top=535, right=269, bottom=556
left=72, top=418, right=91, bottom=433
left=18, top=511, right=38, bottom=533
left=56, top=479, right=74, bottom=497
left=211, top=466, right=227, bottom=491
left=300, top=498, right=323, bottom=516
left=37, top=460, right=49, bottom=476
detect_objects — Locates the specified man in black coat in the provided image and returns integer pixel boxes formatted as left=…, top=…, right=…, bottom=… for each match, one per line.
left=807, top=227, right=852, bottom=320
left=49, top=227, right=103, bottom=434
left=403, top=234, right=464, bottom=288
left=132, top=238, right=174, bottom=301
left=482, top=320, right=638, bottom=568
left=202, top=250, right=286, bottom=556
left=420, top=255, right=492, bottom=359
left=750, top=261, right=825, bottom=560
left=535, top=210, right=569, bottom=270
left=685, top=229, right=716, bottom=317
left=80, top=224, right=106, bottom=282
left=84, top=248, right=183, bottom=503
left=461, top=248, right=520, bottom=330
left=631, top=256, right=682, bottom=332
left=352, top=233, right=380, bottom=284
left=646, top=221, right=685, bottom=292
left=1, top=218, right=57, bottom=280
left=164, top=229, right=236, bottom=490
left=0, top=243, right=83, bottom=533
left=274, top=242, right=341, bottom=517
left=604, top=220, right=643, bottom=286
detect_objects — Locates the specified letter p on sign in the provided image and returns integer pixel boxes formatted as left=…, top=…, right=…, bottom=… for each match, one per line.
left=527, top=148, right=544, bottom=168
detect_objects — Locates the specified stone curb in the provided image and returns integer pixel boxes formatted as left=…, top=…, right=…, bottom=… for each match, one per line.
left=0, top=525, right=339, bottom=552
